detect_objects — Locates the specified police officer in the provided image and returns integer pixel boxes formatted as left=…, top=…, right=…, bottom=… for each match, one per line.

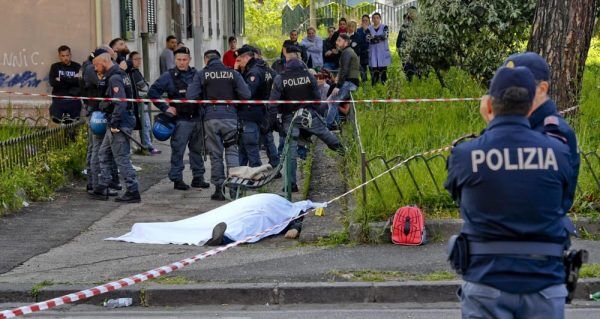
left=89, top=50, right=141, bottom=203
left=234, top=45, right=266, bottom=167
left=503, top=52, right=580, bottom=215
left=269, top=45, right=344, bottom=192
left=148, top=46, right=209, bottom=190
left=86, top=47, right=121, bottom=196
left=186, top=50, right=251, bottom=200
left=256, top=47, right=281, bottom=173
left=445, top=66, right=574, bottom=318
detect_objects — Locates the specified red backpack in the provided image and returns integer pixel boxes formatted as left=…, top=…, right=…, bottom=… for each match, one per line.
left=391, top=206, right=426, bottom=245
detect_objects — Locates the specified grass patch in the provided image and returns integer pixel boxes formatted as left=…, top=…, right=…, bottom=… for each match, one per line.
left=580, top=264, right=600, bottom=278
left=149, top=276, right=196, bottom=285
left=0, top=127, right=87, bottom=216
left=343, top=39, right=600, bottom=225
left=313, top=231, right=351, bottom=247
left=301, top=143, right=315, bottom=200
left=30, top=280, right=54, bottom=298
left=328, top=269, right=456, bottom=282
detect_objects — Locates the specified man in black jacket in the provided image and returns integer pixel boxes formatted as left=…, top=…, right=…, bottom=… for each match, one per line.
left=48, top=45, right=82, bottom=124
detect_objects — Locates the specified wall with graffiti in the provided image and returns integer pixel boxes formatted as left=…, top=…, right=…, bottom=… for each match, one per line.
left=0, top=0, right=96, bottom=110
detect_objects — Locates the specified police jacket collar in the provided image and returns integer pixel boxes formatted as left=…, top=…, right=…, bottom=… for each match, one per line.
left=528, top=99, right=557, bottom=128
left=174, top=66, right=194, bottom=74
left=105, top=63, right=122, bottom=79
left=487, top=115, right=531, bottom=131
left=284, top=59, right=305, bottom=72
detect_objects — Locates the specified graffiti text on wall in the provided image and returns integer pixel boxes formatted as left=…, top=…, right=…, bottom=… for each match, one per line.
left=1, top=49, right=43, bottom=68
left=0, top=71, right=47, bottom=88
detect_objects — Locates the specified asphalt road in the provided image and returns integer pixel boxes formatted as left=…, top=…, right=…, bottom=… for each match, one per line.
left=5, top=303, right=600, bottom=319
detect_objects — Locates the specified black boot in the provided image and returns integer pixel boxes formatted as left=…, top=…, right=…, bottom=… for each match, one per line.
left=89, top=186, right=109, bottom=201
left=115, top=191, right=141, bottom=203
left=174, top=181, right=190, bottom=191
left=109, top=182, right=123, bottom=191
left=191, top=177, right=210, bottom=189
left=211, top=185, right=226, bottom=201
left=205, top=222, right=227, bottom=246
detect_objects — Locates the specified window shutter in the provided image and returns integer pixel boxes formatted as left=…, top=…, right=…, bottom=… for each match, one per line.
left=120, top=0, right=135, bottom=40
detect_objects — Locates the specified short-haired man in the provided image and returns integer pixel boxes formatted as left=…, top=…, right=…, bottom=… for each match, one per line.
left=149, top=47, right=209, bottom=190
left=326, top=34, right=360, bottom=130
left=357, top=14, right=371, bottom=81
left=160, top=35, right=178, bottom=74
left=186, top=50, right=251, bottom=200
left=323, top=26, right=340, bottom=70
left=223, top=36, right=238, bottom=69
left=89, top=49, right=140, bottom=203
left=48, top=45, right=82, bottom=124
left=446, top=66, right=574, bottom=318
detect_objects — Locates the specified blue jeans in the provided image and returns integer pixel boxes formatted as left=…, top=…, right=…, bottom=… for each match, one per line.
left=459, top=281, right=567, bottom=319
left=239, top=121, right=262, bottom=167
left=326, top=81, right=357, bottom=127
left=139, top=103, right=154, bottom=150
left=169, top=119, right=206, bottom=182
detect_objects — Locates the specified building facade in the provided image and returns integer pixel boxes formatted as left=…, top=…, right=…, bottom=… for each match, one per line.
left=0, top=0, right=244, bottom=115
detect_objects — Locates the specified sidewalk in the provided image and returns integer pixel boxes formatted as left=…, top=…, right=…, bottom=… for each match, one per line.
left=0, top=140, right=598, bottom=307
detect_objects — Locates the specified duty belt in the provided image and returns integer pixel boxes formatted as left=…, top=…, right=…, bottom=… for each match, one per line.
left=468, top=241, right=564, bottom=258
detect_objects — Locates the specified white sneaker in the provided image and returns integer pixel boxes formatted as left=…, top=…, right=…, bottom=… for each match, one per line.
left=132, top=165, right=142, bottom=172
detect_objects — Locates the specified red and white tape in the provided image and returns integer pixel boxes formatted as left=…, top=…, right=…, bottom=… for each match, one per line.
left=0, top=209, right=311, bottom=319
left=0, top=96, right=578, bottom=318
left=0, top=90, right=481, bottom=105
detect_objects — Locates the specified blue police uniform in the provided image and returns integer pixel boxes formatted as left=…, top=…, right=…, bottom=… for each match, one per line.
left=186, top=57, right=251, bottom=192
left=258, top=59, right=281, bottom=168
left=503, top=52, right=581, bottom=216
left=269, top=58, right=343, bottom=187
left=445, top=66, right=574, bottom=318
left=148, top=66, right=207, bottom=186
left=238, top=57, right=268, bottom=167
left=94, top=64, right=140, bottom=200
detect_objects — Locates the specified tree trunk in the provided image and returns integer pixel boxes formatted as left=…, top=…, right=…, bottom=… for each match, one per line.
left=527, top=0, right=597, bottom=111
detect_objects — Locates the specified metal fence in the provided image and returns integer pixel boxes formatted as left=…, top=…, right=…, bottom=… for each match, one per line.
left=0, top=120, right=84, bottom=173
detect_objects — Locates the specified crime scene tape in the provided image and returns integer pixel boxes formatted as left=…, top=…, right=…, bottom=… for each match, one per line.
left=0, top=103, right=578, bottom=319
left=0, top=90, right=481, bottom=105
left=0, top=142, right=456, bottom=319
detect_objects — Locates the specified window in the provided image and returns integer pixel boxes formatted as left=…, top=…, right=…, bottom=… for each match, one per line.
left=208, top=0, right=213, bottom=37
left=186, top=0, right=193, bottom=38
left=232, top=0, right=244, bottom=36
left=120, top=0, right=135, bottom=40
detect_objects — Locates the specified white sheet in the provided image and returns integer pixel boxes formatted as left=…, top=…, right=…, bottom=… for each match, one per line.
left=105, top=193, right=325, bottom=246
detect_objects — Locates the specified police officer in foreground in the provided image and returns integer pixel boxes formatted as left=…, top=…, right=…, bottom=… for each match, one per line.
left=148, top=46, right=209, bottom=191
left=89, top=50, right=141, bottom=203
left=234, top=45, right=267, bottom=167
left=445, top=66, right=574, bottom=318
left=186, top=50, right=251, bottom=201
left=269, top=45, right=344, bottom=192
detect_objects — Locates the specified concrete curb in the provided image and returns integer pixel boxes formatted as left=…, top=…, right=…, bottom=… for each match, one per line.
left=1, top=279, right=598, bottom=306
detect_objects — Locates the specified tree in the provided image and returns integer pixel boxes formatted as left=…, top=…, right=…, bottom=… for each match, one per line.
left=527, top=0, right=598, bottom=110
left=402, top=0, right=537, bottom=86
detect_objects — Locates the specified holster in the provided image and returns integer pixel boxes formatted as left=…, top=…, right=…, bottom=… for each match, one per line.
left=563, top=249, right=588, bottom=304
left=447, top=234, right=469, bottom=275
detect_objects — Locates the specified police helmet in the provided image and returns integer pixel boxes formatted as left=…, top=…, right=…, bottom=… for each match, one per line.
left=152, top=112, right=176, bottom=141
left=89, top=111, right=107, bottom=135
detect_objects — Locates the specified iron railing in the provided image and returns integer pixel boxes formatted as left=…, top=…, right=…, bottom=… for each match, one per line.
left=0, top=120, right=84, bottom=173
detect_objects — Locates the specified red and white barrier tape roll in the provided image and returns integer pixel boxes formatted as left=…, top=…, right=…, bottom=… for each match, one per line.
left=0, top=90, right=481, bottom=105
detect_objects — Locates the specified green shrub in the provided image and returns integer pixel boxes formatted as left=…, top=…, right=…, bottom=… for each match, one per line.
left=0, top=128, right=87, bottom=216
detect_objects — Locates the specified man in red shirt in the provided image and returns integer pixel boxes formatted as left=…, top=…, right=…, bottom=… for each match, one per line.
left=223, top=36, right=237, bottom=68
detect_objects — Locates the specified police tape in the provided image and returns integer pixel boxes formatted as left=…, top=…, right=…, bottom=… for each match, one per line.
left=0, top=90, right=481, bottom=105
left=0, top=104, right=579, bottom=318
left=0, top=142, right=456, bottom=319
